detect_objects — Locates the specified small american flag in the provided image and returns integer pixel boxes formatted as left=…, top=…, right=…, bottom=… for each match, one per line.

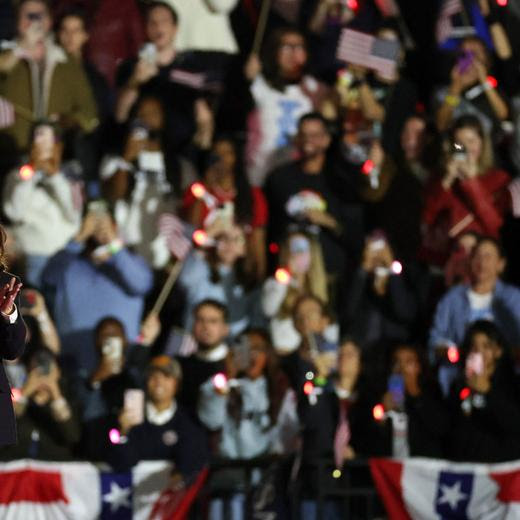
left=509, top=177, right=520, bottom=218
left=164, top=328, right=198, bottom=358
left=0, top=96, right=15, bottom=129
left=158, top=213, right=192, bottom=261
left=336, top=29, right=400, bottom=80
left=436, top=0, right=463, bottom=44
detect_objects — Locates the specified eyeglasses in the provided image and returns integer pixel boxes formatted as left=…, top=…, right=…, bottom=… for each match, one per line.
left=279, top=43, right=306, bottom=53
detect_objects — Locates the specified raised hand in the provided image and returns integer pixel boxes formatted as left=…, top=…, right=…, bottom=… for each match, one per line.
left=0, top=277, right=22, bottom=317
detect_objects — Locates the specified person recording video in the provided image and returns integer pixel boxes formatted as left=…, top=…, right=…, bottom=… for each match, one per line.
left=2, top=346, right=79, bottom=460
left=3, top=121, right=83, bottom=288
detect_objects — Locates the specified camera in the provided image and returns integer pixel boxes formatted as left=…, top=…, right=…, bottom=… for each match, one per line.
left=451, top=142, right=467, bottom=162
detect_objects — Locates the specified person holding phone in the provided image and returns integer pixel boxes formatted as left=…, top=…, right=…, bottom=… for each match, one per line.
left=446, top=320, right=520, bottom=462
left=0, top=0, right=98, bottom=153
left=1, top=347, right=80, bottom=460
left=81, top=317, right=147, bottom=423
left=41, top=208, right=153, bottom=377
left=262, top=231, right=332, bottom=353
left=0, top=223, right=26, bottom=447
left=429, top=236, right=520, bottom=394
left=342, top=232, right=418, bottom=364
left=435, top=36, right=509, bottom=134
left=421, top=115, right=510, bottom=267
left=371, top=344, right=448, bottom=459
left=3, top=121, right=83, bottom=288
left=107, top=356, right=208, bottom=480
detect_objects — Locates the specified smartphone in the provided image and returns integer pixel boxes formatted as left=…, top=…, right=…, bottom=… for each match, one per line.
left=88, top=199, right=109, bottom=215
left=102, top=337, right=123, bottom=360
left=33, top=125, right=56, bottom=162
left=139, top=43, right=157, bottom=64
left=465, top=352, right=484, bottom=378
left=388, top=373, right=405, bottom=409
left=124, top=389, right=145, bottom=425
left=233, top=336, right=251, bottom=374
left=451, top=142, right=467, bottom=162
left=457, top=50, right=474, bottom=74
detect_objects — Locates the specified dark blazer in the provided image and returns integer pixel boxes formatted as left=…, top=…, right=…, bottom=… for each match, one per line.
left=0, top=271, right=27, bottom=446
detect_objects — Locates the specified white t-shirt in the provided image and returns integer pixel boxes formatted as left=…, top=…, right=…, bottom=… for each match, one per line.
left=467, top=289, right=493, bottom=322
left=246, top=75, right=317, bottom=186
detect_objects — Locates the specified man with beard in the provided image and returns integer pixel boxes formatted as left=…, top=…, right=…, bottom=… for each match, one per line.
left=41, top=207, right=153, bottom=378
left=429, top=237, right=520, bottom=394
left=264, top=112, right=363, bottom=282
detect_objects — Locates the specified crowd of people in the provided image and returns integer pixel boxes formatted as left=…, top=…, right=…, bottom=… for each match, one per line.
left=2, top=0, right=520, bottom=517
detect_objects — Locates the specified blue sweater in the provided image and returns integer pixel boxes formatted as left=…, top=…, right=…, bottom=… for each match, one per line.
left=42, top=241, right=153, bottom=376
left=429, top=280, right=520, bottom=358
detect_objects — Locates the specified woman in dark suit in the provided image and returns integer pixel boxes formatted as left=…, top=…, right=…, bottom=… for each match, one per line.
left=0, top=224, right=26, bottom=446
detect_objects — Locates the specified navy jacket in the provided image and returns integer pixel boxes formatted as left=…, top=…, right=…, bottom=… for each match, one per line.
left=0, top=271, right=26, bottom=446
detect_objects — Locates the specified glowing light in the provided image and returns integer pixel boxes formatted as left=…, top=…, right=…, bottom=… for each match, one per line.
left=11, top=388, right=22, bottom=402
left=303, top=381, right=314, bottom=396
left=361, top=160, right=374, bottom=175
left=192, top=229, right=208, bottom=246
left=447, top=346, right=460, bottom=364
left=19, top=164, right=35, bottom=180
left=486, top=76, right=498, bottom=89
left=305, top=371, right=314, bottom=381
left=269, top=242, right=279, bottom=254
left=347, top=0, right=358, bottom=10
left=391, top=261, right=403, bottom=275
left=332, top=469, right=342, bottom=479
left=109, top=428, right=121, bottom=444
left=459, top=387, right=471, bottom=401
left=496, top=0, right=507, bottom=6
left=275, top=268, right=291, bottom=285
left=373, top=404, right=385, bottom=421
left=191, top=182, right=206, bottom=199
left=213, top=372, right=228, bottom=391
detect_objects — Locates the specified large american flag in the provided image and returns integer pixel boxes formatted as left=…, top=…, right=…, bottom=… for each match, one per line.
left=436, top=0, right=463, bottom=44
left=336, top=29, right=400, bottom=80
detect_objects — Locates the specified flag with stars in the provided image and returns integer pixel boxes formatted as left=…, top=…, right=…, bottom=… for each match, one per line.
left=0, top=459, right=203, bottom=519
left=370, top=458, right=520, bottom=519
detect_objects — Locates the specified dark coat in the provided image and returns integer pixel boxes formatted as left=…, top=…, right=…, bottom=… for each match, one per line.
left=0, top=271, right=27, bottom=446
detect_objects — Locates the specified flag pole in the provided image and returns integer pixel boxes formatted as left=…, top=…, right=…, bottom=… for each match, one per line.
left=252, top=0, right=273, bottom=55
left=395, top=14, right=416, bottom=50
left=151, top=260, right=184, bottom=315
left=460, top=0, right=471, bottom=27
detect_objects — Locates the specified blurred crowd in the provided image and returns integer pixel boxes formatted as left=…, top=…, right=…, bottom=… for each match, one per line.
left=2, top=0, right=520, bottom=517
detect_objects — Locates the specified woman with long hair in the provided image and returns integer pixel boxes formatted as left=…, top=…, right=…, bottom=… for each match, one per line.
left=447, top=320, right=520, bottom=462
left=421, top=114, right=510, bottom=266
left=261, top=231, right=331, bottom=353
left=183, top=135, right=268, bottom=281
